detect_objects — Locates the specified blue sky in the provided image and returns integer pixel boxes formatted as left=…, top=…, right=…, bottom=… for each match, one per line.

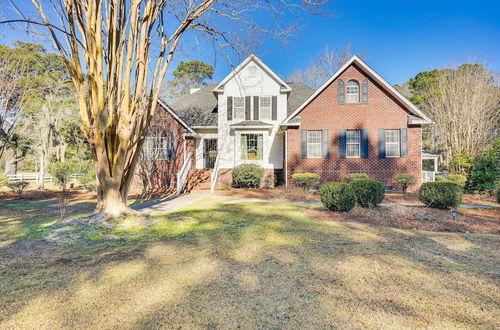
left=1, top=0, right=498, bottom=86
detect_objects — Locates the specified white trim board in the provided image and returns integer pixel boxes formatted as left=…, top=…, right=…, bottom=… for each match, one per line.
left=281, top=55, right=433, bottom=125
left=213, top=54, right=291, bottom=93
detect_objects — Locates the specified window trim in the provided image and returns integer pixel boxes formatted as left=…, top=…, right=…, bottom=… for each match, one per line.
left=346, top=80, right=360, bottom=103
left=346, top=129, right=361, bottom=158
left=233, top=96, right=245, bottom=120
left=142, top=135, right=168, bottom=161
left=306, top=130, right=322, bottom=158
left=385, top=129, right=401, bottom=158
left=259, top=96, right=272, bottom=120
left=241, top=133, right=263, bottom=161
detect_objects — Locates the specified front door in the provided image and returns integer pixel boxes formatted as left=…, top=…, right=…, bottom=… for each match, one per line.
left=203, top=139, right=217, bottom=169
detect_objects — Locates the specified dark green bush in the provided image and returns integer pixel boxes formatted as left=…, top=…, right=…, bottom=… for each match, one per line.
left=7, top=181, right=29, bottom=196
left=48, top=160, right=78, bottom=191
left=78, top=161, right=96, bottom=192
left=344, top=173, right=368, bottom=183
left=496, top=188, right=500, bottom=204
left=292, top=172, right=320, bottom=190
left=393, top=174, right=416, bottom=193
left=320, top=182, right=356, bottom=212
left=446, top=174, right=467, bottom=186
left=350, top=179, right=385, bottom=208
left=419, top=182, right=463, bottom=209
left=232, top=164, right=264, bottom=188
left=466, top=139, right=500, bottom=192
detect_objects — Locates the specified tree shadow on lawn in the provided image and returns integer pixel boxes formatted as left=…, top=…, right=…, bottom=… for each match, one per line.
left=0, top=200, right=499, bottom=329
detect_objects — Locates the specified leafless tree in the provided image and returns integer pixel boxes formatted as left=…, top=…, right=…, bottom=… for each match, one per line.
left=287, top=43, right=366, bottom=88
left=2, top=0, right=330, bottom=218
left=422, top=62, right=500, bottom=172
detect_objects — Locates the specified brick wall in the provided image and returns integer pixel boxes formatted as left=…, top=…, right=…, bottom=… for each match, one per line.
left=286, top=63, right=423, bottom=191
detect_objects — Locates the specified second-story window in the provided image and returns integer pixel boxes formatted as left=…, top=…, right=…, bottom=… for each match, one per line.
left=260, top=96, right=271, bottom=120
left=233, top=96, right=245, bottom=120
left=346, top=80, right=359, bottom=103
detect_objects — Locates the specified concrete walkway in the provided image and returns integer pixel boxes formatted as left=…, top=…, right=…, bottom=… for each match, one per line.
left=132, top=192, right=210, bottom=214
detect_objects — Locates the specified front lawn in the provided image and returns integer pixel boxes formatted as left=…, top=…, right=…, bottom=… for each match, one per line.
left=0, top=197, right=499, bottom=328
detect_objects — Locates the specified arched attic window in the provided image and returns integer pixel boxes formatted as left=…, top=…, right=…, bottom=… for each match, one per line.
left=346, top=80, right=360, bottom=103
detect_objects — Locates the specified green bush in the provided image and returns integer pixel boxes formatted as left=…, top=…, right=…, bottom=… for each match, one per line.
left=232, top=164, right=264, bottom=188
left=419, top=182, right=463, bottom=209
left=292, top=172, right=320, bottom=190
left=466, top=139, right=500, bottom=192
left=344, top=173, right=369, bottom=183
left=78, top=161, right=96, bottom=192
left=435, top=175, right=445, bottom=182
left=320, top=182, right=356, bottom=212
left=0, top=174, right=9, bottom=187
left=496, top=188, right=500, bottom=204
left=350, top=179, right=385, bottom=208
left=48, top=160, right=78, bottom=191
left=7, top=181, right=29, bottom=196
left=393, top=174, right=416, bottom=193
left=446, top=174, right=467, bottom=186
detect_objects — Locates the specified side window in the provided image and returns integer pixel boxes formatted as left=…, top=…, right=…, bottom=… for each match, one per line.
left=346, top=80, right=359, bottom=103
left=346, top=130, right=361, bottom=158
left=306, top=130, right=322, bottom=158
left=233, top=97, right=245, bottom=120
left=241, top=134, right=263, bottom=160
left=142, top=133, right=168, bottom=160
left=259, top=96, right=271, bottom=120
left=385, top=129, right=401, bottom=157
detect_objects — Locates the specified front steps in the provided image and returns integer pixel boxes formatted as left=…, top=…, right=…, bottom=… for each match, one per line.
left=183, top=169, right=212, bottom=192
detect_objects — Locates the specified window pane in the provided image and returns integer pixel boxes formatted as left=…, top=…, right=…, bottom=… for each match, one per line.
left=233, top=97, right=245, bottom=119
left=307, top=130, right=322, bottom=158
left=385, top=129, right=400, bottom=157
left=346, top=81, right=359, bottom=103
left=260, top=96, right=271, bottom=120
left=241, top=134, right=263, bottom=160
left=346, top=130, right=360, bottom=143
left=233, top=97, right=244, bottom=108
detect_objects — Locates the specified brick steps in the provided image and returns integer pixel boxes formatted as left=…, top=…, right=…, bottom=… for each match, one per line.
left=184, top=169, right=212, bottom=192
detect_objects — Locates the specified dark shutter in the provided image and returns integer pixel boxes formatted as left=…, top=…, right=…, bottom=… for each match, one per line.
left=272, top=96, right=277, bottom=120
left=322, top=129, right=329, bottom=159
left=338, top=79, right=345, bottom=104
left=245, top=96, right=251, bottom=120
left=227, top=96, right=233, bottom=121
left=401, top=128, right=408, bottom=157
left=361, top=128, right=369, bottom=158
left=378, top=128, right=386, bottom=158
left=253, top=96, right=259, bottom=120
left=361, top=79, right=368, bottom=104
left=301, top=129, right=307, bottom=158
left=339, top=129, right=346, bottom=158
left=168, top=130, right=175, bottom=160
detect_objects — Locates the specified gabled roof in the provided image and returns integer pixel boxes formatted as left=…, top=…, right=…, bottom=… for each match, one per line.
left=282, top=55, right=433, bottom=125
left=157, top=99, right=197, bottom=135
left=213, top=54, right=292, bottom=93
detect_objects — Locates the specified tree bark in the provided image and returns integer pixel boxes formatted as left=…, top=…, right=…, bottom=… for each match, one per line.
left=4, top=149, right=18, bottom=175
left=38, top=152, right=45, bottom=190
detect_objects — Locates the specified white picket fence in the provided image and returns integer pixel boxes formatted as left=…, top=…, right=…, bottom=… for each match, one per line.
left=6, top=173, right=82, bottom=182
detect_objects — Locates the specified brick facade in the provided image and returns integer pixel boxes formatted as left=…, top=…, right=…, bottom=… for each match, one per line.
left=285, top=63, right=423, bottom=191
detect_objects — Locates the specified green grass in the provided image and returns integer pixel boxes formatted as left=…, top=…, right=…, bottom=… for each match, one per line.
left=0, top=196, right=499, bottom=329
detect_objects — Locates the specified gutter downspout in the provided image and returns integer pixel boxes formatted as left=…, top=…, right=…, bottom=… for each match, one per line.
left=284, top=129, right=288, bottom=188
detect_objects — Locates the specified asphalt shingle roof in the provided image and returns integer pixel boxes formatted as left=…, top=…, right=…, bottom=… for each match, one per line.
left=164, top=82, right=315, bottom=127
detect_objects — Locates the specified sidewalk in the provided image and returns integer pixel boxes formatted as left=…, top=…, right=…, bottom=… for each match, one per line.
left=132, top=192, right=210, bottom=214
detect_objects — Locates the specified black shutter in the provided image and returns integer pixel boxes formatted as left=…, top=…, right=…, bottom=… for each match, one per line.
left=361, top=128, right=368, bottom=158
left=253, top=96, right=259, bottom=120
left=339, top=129, right=346, bottom=158
left=401, top=128, right=408, bottom=157
left=272, top=96, right=277, bottom=120
left=338, top=79, right=345, bottom=104
left=322, top=129, right=329, bottom=159
left=361, top=79, right=368, bottom=104
left=378, top=128, right=386, bottom=158
left=227, top=96, right=233, bottom=121
left=168, top=130, right=175, bottom=160
left=301, top=129, right=307, bottom=158
left=245, top=96, right=251, bottom=120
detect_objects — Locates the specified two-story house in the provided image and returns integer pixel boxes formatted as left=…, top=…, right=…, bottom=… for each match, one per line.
left=142, top=54, right=433, bottom=193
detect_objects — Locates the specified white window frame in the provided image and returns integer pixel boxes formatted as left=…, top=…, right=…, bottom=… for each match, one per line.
left=346, top=80, right=359, bottom=103
left=233, top=96, right=245, bottom=120
left=385, top=129, right=401, bottom=158
left=307, top=130, right=322, bottom=158
left=346, top=130, right=361, bottom=158
left=259, top=96, right=272, bottom=120
left=142, top=136, right=168, bottom=160
left=241, top=133, right=263, bottom=161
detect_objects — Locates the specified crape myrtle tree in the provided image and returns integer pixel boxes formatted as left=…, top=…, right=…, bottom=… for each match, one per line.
left=3, top=0, right=330, bottom=218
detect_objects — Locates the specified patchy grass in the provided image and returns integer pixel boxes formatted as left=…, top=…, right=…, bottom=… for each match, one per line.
left=0, top=196, right=499, bottom=328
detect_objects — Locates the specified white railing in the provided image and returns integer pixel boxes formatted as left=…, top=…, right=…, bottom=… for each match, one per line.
left=210, top=156, right=220, bottom=194
left=177, top=152, right=192, bottom=194
left=6, top=173, right=81, bottom=182
left=422, top=171, right=435, bottom=183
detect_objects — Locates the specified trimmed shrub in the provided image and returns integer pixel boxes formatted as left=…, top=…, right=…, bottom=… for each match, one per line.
left=7, top=181, right=29, bottom=196
left=393, top=174, right=416, bottom=193
left=350, top=179, right=385, bottom=208
left=446, top=174, right=467, bottom=186
left=344, top=173, right=368, bottom=183
left=320, top=182, right=356, bottom=212
left=292, top=172, right=320, bottom=190
left=232, top=164, right=264, bottom=188
left=419, top=182, right=463, bottom=209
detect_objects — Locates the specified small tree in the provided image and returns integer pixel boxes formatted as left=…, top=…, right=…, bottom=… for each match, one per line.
left=7, top=181, right=29, bottom=197
left=48, top=160, right=77, bottom=192
left=393, top=174, right=416, bottom=194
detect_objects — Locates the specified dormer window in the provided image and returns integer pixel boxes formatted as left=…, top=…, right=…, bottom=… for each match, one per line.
left=346, top=80, right=359, bottom=103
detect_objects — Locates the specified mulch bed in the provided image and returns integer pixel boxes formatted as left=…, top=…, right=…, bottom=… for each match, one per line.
left=0, top=189, right=97, bottom=201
